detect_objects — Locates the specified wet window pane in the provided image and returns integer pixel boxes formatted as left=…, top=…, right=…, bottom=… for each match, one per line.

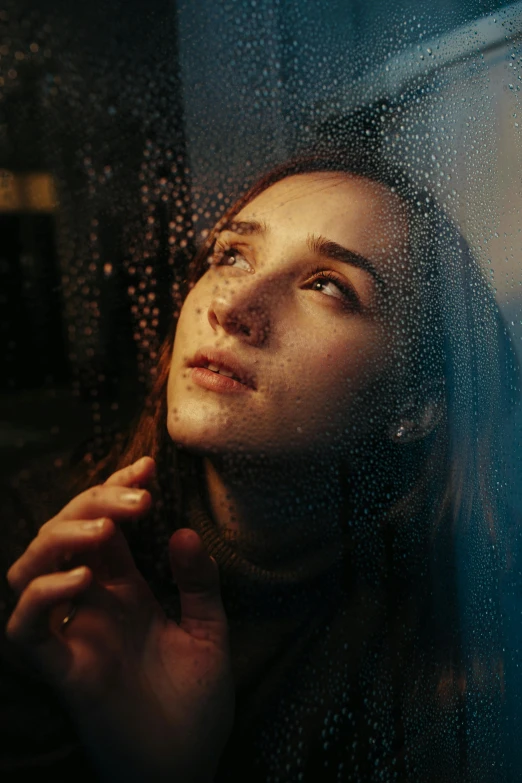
left=1, top=1, right=522, bottom=781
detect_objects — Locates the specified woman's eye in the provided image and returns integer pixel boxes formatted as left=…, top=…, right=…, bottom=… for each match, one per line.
left=307, top=272, right=359, bottom=307
left=210, top=247, right=252, bottom=272
left=311, top=278, right=343, bottom=298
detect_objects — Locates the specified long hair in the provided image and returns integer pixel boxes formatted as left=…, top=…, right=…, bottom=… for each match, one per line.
left=71, top=130, right=520, bottom=773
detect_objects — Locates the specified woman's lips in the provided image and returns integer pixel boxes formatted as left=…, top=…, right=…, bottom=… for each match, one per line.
left=189, top=348, right=257, bottom=390
left=190, top=367, right=255, bottom=393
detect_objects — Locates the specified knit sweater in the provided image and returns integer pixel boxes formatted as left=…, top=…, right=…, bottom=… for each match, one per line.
left=0, top=450, right=472, bottom=782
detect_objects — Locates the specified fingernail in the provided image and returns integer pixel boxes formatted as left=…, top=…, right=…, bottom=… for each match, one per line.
left=65, top=567, right=86, bottom=580
left=135, top=456, right=149, bottom=466
left=81, top=518, right=106, bottom=531
left=120, top=490, right=145, bottom=504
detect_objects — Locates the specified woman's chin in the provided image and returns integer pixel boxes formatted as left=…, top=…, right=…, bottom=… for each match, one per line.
left=167, top=415, right=241, bottom=455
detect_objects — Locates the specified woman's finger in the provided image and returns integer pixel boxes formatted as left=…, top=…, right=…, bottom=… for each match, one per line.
left=103, top=456, right=156, bottom=489
left=168, top=529, right=229, bottom=649
left=5, top=566, right=92, bottom=647
left=48, top=483, right=153, bottom=528
left=30, top=458, right=155, bottom=539
left=6, top=518, right=115, bottom=596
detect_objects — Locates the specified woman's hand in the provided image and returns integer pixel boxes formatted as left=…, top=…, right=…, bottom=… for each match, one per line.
left=5, top=456, right=235, bottom=783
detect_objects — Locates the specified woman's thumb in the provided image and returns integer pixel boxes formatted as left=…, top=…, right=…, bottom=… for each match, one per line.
left=168, top=529, right=228, bottom=645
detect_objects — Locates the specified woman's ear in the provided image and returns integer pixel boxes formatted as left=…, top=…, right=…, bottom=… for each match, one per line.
left=389, top=378, right=446, bottom=444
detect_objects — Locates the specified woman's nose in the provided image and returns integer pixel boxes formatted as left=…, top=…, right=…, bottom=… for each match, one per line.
left=207, top=277, right=272, bottom=346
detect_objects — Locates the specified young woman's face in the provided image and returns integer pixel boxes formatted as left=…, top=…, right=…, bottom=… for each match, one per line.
left=167, top=172, right=413, bottom=460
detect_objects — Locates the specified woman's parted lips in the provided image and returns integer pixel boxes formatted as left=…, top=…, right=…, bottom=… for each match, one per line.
left=188, top=348, right=257, bottom=390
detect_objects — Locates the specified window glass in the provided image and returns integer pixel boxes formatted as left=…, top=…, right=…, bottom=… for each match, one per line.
left=1, top=1, right=521, bottom=780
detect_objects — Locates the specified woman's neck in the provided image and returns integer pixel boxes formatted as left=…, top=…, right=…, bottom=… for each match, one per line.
left=201, top=453, right=346, bottom=543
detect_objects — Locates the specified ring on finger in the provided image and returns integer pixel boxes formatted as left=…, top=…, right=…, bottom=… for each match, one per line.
left=61, top=603, right=78, bottom=631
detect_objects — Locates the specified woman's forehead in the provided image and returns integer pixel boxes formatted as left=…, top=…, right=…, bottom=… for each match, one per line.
left=232, top=172, right=410, bottom=268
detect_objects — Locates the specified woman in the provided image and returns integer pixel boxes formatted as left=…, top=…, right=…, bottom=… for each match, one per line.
left=1, top=140, right=519, bottom=782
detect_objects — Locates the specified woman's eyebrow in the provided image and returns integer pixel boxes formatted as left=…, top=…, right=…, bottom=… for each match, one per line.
left=220, top=221, right=386, bottom=293
left=307, top=234, right=387, bottom=292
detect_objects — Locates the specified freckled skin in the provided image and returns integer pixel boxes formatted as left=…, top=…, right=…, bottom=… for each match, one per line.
left=167, top=172, right=412, bottom=460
